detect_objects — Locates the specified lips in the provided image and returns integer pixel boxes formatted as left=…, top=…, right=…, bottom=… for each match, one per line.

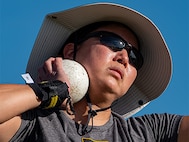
left=109, top=67, right=124, bottom=79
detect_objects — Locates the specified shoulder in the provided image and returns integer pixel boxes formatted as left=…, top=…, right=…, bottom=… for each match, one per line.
left=132, top=113, right=183, bottom=124
left=112, top=111, right=182, bottom=123
left=112, top=112, right=183, bottom=141
left=126, top=113, right=183, bottom=129
left=11, top=109, right=69, bottom=141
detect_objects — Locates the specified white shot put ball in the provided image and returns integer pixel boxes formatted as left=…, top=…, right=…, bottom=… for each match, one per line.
left=62, top=59, right=89, bottom=103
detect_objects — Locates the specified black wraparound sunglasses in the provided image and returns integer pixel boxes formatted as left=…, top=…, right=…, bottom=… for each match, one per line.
left=76, top=31, right=143, bottom=70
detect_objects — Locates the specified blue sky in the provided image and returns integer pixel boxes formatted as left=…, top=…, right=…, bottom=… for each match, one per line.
left=1, top=0, right=189, bottom=116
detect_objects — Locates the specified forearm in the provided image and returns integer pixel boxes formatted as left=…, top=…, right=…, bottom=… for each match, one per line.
left=0, top=84, right=41, bottom=123
left=178, top=116, right=189, bottom=142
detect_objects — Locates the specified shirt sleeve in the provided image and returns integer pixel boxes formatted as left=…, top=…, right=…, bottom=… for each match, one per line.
left=128, top=113, right=183, bottom=142
left=10, top=109, right=39, bottom=142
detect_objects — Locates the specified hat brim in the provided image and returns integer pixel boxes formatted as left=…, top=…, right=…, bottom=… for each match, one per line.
left=26, top=3, right=172, bottom=118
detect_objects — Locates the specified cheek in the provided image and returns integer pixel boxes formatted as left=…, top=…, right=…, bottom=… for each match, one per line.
left=124, top=67, right=137, bottom=88
left=77, top=43, right=112, bottom=66
left=77, top=45, right=113, bottom=81
left=120, top=67, right=137, bottom=93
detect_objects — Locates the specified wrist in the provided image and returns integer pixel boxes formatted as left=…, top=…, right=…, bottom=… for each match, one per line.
left=28, top=80, right=70, bottom=109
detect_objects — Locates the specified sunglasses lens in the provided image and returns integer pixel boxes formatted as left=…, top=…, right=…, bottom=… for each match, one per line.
left=129, top=49, right=143, bottom=70
left=100, top=36, right=125, bottom=51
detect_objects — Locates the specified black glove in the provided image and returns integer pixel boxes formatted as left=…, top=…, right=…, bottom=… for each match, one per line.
left=29, top=80, right=70, bottom=109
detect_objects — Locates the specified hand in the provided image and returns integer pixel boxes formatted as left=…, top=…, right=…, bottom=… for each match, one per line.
left=37, top=57, right=71, bottom=93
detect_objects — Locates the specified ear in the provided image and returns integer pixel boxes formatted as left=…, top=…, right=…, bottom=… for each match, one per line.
left=63, top=43, right=75, bottom=59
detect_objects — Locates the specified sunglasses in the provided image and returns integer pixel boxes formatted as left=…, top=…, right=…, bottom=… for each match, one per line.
left=77, top=31, right=143, bottom=70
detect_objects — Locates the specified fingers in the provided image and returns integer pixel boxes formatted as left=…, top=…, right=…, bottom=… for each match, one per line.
left=44, top=57, right=56, bottom=75
left=37, top=57, right=58, bottom=82
left=52, top=57, right=64, bottom=75
left=37, top=57, right=70, bottom=90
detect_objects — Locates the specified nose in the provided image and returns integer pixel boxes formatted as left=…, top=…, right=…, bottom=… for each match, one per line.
left=113, top=49, right=129, bottom=67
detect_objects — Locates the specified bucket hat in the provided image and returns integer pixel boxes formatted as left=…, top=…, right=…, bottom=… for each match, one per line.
left=26, top=3, right=172, bottom=118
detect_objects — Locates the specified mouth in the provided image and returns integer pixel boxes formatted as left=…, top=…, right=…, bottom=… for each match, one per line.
left=109, top=67, right=124, bottom=79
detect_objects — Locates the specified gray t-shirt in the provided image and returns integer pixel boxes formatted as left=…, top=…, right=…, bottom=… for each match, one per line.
left=11, top=109, right=182, bottom=142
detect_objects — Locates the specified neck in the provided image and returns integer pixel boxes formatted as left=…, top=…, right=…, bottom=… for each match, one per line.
left=67, top=97, right=112, bottom=126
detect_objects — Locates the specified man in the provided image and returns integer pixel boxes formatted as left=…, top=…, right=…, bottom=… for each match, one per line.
left=0, top=3, right=188, bottom=142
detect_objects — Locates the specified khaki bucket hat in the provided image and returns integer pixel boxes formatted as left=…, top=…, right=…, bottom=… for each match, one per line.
left=26, top=3, right=172, bottom=118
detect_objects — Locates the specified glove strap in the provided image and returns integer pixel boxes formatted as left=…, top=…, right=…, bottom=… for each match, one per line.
left=29, top=80, right=69, bottom=109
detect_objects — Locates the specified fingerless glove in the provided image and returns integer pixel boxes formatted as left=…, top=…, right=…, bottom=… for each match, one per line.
left=29, top=80, right=70, bottom=109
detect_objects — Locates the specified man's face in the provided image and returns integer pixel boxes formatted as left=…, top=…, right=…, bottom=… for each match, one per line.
left=72, top=24, right=138, bottom=105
